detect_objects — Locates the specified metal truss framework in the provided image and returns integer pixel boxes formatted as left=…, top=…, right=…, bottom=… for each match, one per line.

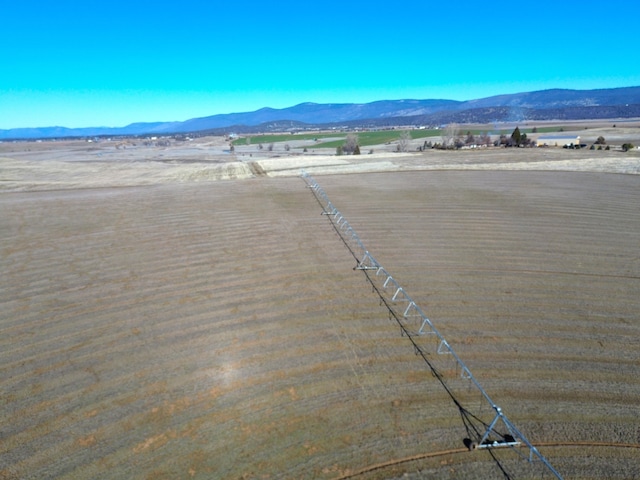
left=302, top=172, right=563, bottom=479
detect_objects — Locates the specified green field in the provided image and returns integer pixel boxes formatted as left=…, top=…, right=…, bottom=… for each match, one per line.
left=233, top=129, right=443, bottom=149
left=232, top=133, right=326, bottom=145
left=232, top=126, right=572, bottom=149
left=307, top=130, right=441, bottom=149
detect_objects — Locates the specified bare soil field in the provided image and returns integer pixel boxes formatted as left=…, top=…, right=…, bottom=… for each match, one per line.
left=1, top=137, right=640, bottom=479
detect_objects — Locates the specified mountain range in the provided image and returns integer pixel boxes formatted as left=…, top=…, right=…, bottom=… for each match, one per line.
left=2, top=86, right=640, bottom=140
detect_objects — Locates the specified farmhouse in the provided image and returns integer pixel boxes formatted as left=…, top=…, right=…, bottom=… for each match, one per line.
left=536, top=135, right=581, bottom=147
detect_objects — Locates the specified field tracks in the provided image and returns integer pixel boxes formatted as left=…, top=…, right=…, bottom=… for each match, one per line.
left=2, top=168, right=638, bottom=479
left=333, top=441, right=640, bottom=479
left=302, top=171, right=564, bottom=479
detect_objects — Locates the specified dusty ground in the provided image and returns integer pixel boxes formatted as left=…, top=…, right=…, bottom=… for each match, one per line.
left=1, top=133, right=640, bottom=479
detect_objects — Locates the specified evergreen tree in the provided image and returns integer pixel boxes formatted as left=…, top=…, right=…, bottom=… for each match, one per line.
left=511, top=126, right=522, bottom=147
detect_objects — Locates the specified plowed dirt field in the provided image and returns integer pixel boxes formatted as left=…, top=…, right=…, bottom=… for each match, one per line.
left=1, top=145, right=640, bottom=479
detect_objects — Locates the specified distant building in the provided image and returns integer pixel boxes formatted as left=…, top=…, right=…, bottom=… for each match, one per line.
left=536, top=135, right=581, bottom=147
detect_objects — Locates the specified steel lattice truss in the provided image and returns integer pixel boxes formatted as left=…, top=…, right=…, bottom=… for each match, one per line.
left=302, top=172, right=563, bottom=479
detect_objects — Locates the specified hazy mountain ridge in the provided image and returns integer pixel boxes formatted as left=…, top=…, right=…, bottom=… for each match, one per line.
left=2, top=87, right=639, bottom=139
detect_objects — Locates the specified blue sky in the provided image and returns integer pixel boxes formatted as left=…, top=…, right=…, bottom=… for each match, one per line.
left=2, top=0, right=639, bottom=129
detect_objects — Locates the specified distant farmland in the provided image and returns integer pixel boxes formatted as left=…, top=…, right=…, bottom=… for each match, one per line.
left=233, top=126, right=575, bottom=150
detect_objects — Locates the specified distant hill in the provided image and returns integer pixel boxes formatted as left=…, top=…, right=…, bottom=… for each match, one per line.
left=174, top=99, right=461, bottom=133
left=2, top=86, right=640, bottom=139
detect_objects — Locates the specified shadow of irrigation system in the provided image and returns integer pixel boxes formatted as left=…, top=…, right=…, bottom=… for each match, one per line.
left=302, top=172, right=564, bottom=480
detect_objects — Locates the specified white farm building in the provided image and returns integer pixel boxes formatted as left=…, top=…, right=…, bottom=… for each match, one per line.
left=536, top=135, right=581, bottom=147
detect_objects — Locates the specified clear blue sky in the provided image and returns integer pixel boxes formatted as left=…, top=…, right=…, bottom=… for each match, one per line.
left=2, top=0, right=639, bottom=129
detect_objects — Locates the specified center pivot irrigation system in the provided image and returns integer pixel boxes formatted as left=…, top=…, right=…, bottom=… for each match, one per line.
left=302, top=172, right=563, bottom=479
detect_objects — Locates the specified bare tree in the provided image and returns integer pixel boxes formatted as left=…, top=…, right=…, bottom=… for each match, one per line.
left=465, top=131, right=476, bottom=146
left=479, top=133, right=492, bottom=146
left=442, top=123, right=460, bottom=148
left=343, top=133, right=359, bottom=154
left=397, top=131, right=412, bottom=152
